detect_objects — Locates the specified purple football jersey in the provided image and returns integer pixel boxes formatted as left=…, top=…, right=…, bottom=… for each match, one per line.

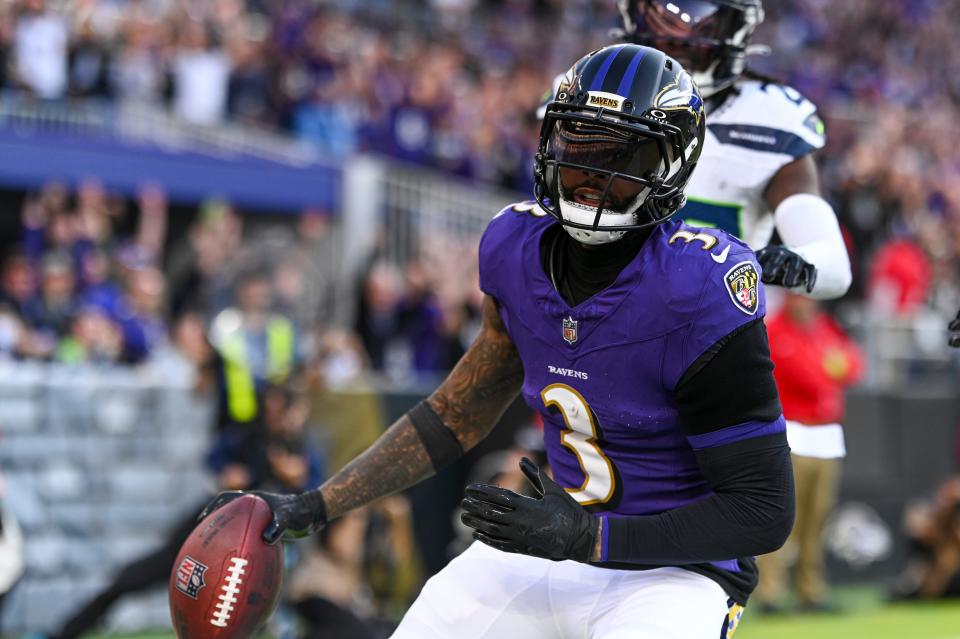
left=479, top=202, right=781, bottom=528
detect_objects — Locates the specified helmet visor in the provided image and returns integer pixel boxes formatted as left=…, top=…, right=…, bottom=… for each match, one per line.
left=646, top=0, right=724, bottom=37
left=637, top=0, right=739, bottom=70
left=547, top=120, right=665, bottom=211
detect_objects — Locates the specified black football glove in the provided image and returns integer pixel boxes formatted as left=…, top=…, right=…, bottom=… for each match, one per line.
left=460, top=457, right=598, bottom=563
left=200, top=489, right=327, bottom=544
left=949, top=308, right=960, bottom=348
left=756, top=245, right=818, bottom=293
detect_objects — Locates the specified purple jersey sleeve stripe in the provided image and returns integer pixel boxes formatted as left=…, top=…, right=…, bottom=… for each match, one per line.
left=709, top=559, right=741, bottom=572
left=686, top=416, right=786, bottom=450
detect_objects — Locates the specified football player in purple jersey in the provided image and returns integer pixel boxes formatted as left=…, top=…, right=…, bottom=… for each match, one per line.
left=204, top=44, right=793, bottom=638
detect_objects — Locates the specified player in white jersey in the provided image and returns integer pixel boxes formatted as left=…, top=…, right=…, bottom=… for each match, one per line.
left=543, top=0, right=851, bottom=299
left=619, top=0, right=850, bottom=298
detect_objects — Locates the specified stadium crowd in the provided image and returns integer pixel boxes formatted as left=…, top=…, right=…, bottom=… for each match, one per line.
left=0, top=176, right=480, bottom=386
left=0, top=0, right=958, bottom=328
left=0, top=0, right=617, bottom=192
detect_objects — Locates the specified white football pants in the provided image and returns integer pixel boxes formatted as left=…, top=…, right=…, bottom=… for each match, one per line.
left=391, top=541, right=735, bottom=639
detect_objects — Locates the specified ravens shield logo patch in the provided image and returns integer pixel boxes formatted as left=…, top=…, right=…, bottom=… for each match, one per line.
left=724, top=262, right=759, bottom=315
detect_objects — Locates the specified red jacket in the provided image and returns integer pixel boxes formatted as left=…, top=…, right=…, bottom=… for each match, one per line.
left=767, top=311, right=864, bottom=426
left=868, top=239, right=931, bottom=316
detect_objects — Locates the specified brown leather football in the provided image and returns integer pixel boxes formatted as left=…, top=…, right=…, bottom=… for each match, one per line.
left=169, top=494, right=284, bottom=639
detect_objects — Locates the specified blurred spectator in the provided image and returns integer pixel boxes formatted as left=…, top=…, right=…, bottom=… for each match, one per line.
left=287, top=513, right=380, bottom=639
left=354, top=245, right=486, bottom=381
left=226, top=13, right=272, bottom=125
left=23, top=251, right=76, bottom=344
left=0, top=250, right=55, bottom=358
left=110, top=13, right=166, bottom=105
left=172, top=19, right=231, bottom=125
left=308, top=326, right=369, bottom=392
left=171, top=311, right=222, bottom=395
left=268, top=209, right=343, bottom=330
left=889, top=476, right=960, bottom=601
left=13, top=0, right=68, bottom=99
left=287, top=497, right=419, bottom=639
left=0, top=250, right=36, bottom=320
left=868, top=237, right=932, bottom=318
left=20, top=181, right=74, bottom=263
left=133, top=183, right=169, bottom=263
left=207, top=382, right=325, bottom=494
left=0, top=308, right=25, bottom=359
left=74, top=178, right=113, bottom=247
left=55, top=305, right=124, bottom=364
left=756, top=293, right=865, bottom=613
left=117, top=266, right=169, bottom=362
left=76, top=246, right=121, bottom=312
left=167, top=199, right=243, bottom=319
left=355, top=259, right=404, bottom=375
left=396, top=260, right=445, bottom=376
left=210, top=269, right=300, bottom=426
left=67, top=14, right=110, bottom=98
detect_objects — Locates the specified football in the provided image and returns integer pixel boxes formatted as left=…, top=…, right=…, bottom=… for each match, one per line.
left=169, top=495, right=284, bottom=639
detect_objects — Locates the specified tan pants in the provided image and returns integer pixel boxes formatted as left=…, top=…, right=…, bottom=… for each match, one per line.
left=755, top=454, right=841, bottom=606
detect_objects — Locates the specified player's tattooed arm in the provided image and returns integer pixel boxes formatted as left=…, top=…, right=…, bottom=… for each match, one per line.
left=425, top=295, right=525, bottom=450
left=320, top=295, right=524, bottom=520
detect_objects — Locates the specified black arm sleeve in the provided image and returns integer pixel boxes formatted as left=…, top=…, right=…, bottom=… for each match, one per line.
left=604, top=433, right=794, bottom=563
left=602, top=320, right=795, bottom=564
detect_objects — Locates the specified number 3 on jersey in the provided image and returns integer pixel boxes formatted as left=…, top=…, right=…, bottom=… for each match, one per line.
left=541, top=384, right=616, bottom=506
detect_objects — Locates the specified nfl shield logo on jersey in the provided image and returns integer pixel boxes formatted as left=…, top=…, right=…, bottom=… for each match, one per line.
left=724, top=262, right=759, bottom=315
left=562, top=316, right=578, bottom=344
left=175, top=555, right=208, bottom=599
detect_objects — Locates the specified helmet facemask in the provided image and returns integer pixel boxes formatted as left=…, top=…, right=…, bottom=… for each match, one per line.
left=536, top=103, right=694, bottom=245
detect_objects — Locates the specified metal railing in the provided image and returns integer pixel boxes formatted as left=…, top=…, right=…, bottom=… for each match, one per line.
left=378, top=160, right=524, bottom=267
left=0, top=93, right=323, bottom=167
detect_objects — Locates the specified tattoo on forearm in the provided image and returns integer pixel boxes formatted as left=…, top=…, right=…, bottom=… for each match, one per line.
left=320, top=415, right=433, bottom=520
left=321, top=297, right=524, bottom=520
left=428, top=297, right=524, bottom=451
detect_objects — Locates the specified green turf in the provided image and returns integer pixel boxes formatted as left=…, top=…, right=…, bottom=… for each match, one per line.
left=83, top=589, right=960, bottom=639
left=737, top=587, right=960, bottom=639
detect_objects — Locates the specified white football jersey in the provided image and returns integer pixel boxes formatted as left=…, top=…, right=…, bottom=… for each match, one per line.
left=679, top=80, right=826, bottom=248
